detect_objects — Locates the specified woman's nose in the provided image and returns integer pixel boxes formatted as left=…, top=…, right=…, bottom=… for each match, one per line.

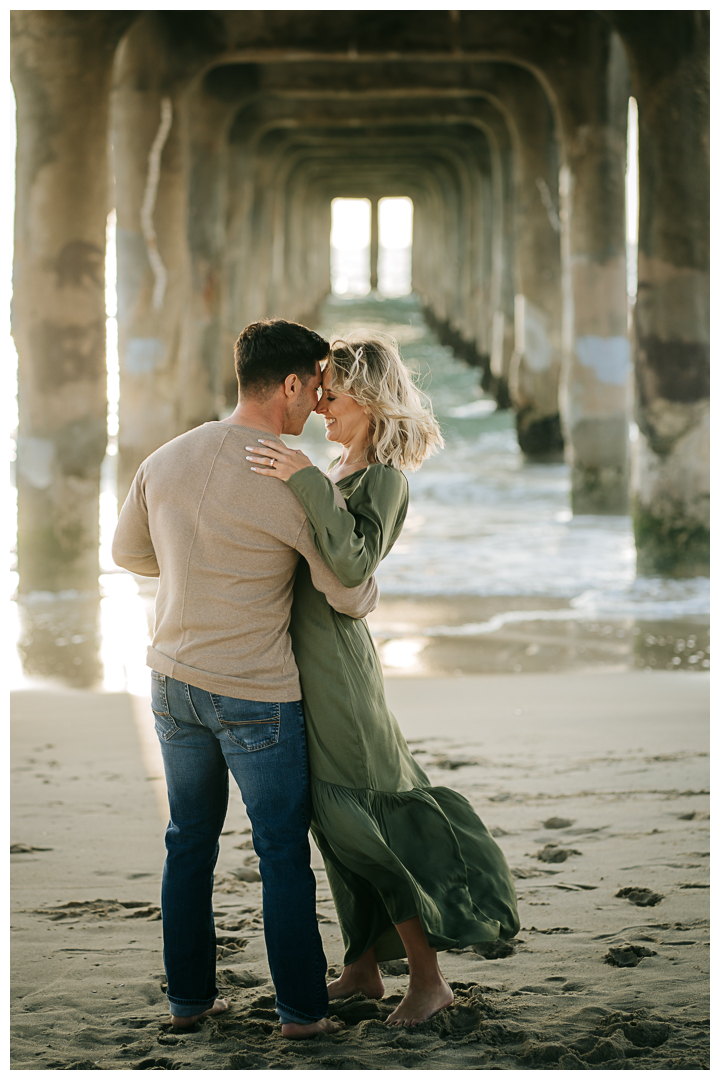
left=315, top=396, right=327, bottom=415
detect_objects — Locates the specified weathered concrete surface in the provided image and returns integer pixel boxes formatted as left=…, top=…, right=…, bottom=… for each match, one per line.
left=113, top=19, right=194, bottom=503
left=11, top=12, right=133, bottom=593
left=613, top=13, right=709, bottom=576
left=498, top=67, right=564, bottom=457
left=558, top=30, right=631, bottom=513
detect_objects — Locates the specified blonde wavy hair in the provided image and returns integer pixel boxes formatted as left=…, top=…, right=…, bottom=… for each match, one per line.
left=326, top=331, right=444, bottom=471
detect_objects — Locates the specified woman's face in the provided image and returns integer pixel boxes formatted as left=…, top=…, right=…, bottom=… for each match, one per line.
left=315, top=367, right=370, bottom=446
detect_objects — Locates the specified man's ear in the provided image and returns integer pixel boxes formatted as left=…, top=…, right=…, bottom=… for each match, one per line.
left=284, top=373, right=300, bottom=398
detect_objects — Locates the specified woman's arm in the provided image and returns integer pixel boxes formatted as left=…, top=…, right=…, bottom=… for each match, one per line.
left=243, top=437, right=408, bottom=587
left=284, top=464, right=408, bottom=588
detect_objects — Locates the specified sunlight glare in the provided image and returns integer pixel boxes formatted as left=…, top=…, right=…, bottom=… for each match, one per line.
left=331, top=198, right=371, bottom=296
left=626, top=97, right=639, bottom=301
left=379, top=197, right=413, bottom=249
left=378, top=196, right=413, bottom=297
left=379, top=636, right=428, bottom=672
left=331, top=198, right=370, bottom=249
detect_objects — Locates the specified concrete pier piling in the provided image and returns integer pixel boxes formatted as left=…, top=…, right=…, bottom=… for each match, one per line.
left=11, top=12, right=132, bottom=593
left=558, top=29, right=632, bottom=514
left=10, top=11, right=709, bottom=602
left=614, top=13, right=710, bottom=576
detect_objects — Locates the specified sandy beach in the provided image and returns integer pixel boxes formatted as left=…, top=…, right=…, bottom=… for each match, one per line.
left=11, top=669, right=709, bottom=1071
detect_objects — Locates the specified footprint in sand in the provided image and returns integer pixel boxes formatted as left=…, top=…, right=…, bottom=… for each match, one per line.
left=332, top=994, right=392, bottom=1024
left=430, top=755, right=481, bottom=770
left=535, top=844, right=582, bottom=864
left=217, top=968, right=266, bottom=989
left=511, top=867, right=559, bottom=878
left=604, top=942, right=657, bottom=967
left=379, top=960, right=409, bottom=976
left=133, top=1056, right=190, bottom=1069
left=30, top=899, right=160, bottom=920
left=472, top=939, right=518, bottom=960
left=216, top=936, right=248, bottom=960
left=229, top=867, right=262, bottom=883
left=214, top=915, right=248, bottom=931
left=615, top=886, right=664, bottom=907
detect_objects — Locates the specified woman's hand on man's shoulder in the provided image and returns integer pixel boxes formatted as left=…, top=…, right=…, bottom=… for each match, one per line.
left=245, top=439, right=314, bottom=481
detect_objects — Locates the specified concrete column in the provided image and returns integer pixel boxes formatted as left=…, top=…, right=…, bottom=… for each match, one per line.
left=616, top=14, right=709, bottom=575
left=185, top=88, right=236, bottom=416
left=222, top=113, right=265, bottom=399
left=309, top=193, right=332, bottom=315
left=225, top=121, right=279, bottom=336
left=489, top=72, right=564, bottom=456
left=11, top=12, right=132, bottom=594
left=112, top=20, right=194, bottom=503
left=369, top=197, right=379, bottom=292
left=472, top=107, right=514, bottom=410
left=463, top=134, right=493, bottom=372
left=560, top=32, right=632, bottom=512
left=287, top=181, right=331, bottom=323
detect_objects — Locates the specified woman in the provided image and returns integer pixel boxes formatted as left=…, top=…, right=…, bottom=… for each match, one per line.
left=245, top=332, right=520, bottom=1027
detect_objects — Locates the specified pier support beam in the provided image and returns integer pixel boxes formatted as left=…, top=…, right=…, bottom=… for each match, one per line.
left=615, top=13, right=710, bottom=575
left=185, top=88, right=235, bottom=419
left=11, top=11, right=132, bottom=593
left=496, top=68, right=564, bottom=458
left=113, top=21, right=196, bottom=503
left=561, top=32, right=632, bottom=513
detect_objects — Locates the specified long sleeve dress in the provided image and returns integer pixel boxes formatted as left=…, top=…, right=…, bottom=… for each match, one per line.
left=286, top=462, right=520, bottom=965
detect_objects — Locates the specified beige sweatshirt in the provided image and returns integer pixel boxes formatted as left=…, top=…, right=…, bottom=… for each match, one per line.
left=112, top=421, right=378, bottom=701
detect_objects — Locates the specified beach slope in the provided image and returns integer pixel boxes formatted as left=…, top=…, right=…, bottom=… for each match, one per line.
left=11, top=672, right=708, bottom=1070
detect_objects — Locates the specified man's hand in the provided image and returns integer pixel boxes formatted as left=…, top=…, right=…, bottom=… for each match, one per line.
left=246, top=439, right=314, bottom=481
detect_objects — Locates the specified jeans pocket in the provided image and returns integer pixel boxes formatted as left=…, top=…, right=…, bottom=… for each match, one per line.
left=151, top=670, right=171, bottom=716
left=210, top=696, right=281, bottom=752
left=151, top=672, right=179, bottom=740
left=154, top=711, right=179, bottom=741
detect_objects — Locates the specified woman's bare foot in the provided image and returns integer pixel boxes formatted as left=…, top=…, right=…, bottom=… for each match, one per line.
left=170, top=997, right=231, bottom=1029
left=384, top=980, right=454, bottom=1027
left=281, top=1017, right=345, bottom=1039
left=328, top=965, right=385, bottom=1001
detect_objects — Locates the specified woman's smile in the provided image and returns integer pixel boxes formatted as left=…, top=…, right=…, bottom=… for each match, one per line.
left=315, top=371, right=369, bottom=446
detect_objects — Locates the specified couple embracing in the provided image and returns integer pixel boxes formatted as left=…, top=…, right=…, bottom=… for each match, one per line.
left=113, top=318, right=519, bottom=1037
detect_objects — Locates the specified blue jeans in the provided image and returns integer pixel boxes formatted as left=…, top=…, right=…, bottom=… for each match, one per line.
left=150, top=671, right=329, bottom=1025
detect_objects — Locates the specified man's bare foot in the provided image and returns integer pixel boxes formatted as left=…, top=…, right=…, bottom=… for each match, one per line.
left=327, top=966, right=385, bottom=1001
left=170, top=997, right=231, bottom=1029
left=384, top=980, right=453, bottom=1027
left=281, top=1017, right=345, bottom=1039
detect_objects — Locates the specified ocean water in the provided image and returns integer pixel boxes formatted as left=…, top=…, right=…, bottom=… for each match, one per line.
left=300, top=294, right=709, bottom=623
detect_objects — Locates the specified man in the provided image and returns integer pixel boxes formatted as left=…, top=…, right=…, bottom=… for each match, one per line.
left=112, top=319, right=378, bottom=1038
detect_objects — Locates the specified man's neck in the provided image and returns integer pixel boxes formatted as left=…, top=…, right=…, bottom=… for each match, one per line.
left=223, top=398, right=283, bottom=436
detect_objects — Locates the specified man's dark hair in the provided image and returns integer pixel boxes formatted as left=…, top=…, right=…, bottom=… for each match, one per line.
left=233, top=318, right=329, bottom=396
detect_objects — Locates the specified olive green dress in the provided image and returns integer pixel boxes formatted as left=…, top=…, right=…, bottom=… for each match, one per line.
left=286, top=463, right=520, bottom=964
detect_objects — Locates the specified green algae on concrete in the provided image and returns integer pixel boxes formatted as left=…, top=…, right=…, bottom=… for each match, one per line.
left=634, top=502, right=710, bottom=578
left=571, top=464, right=630, bottom=516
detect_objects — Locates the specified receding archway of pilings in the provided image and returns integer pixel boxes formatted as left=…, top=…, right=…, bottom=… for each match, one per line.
left=214, top=59, right=565, bottom=454
left=11, top=9, right=709, bottom=602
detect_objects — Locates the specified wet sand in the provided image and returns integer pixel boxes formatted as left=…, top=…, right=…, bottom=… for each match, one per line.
left=11, top=671, right=709, bottom=1070
left=369, top=595, right=710, bottom=677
